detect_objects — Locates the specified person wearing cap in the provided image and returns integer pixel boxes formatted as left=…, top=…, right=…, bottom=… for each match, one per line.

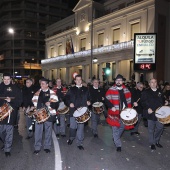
left=140, top=78, right=168, bottom=150
left=105, top=74, right=133, bottom=152
left=32, top=78, right=59, bottom=155
left=0, top=73, right=23, bottom=157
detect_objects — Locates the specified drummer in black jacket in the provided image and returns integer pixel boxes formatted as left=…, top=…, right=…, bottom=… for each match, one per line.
left=131, top=82, right=144, bottom=135
left=22, top=78, right=36, bottom=139
left=0, top=73, right=23, bottom=157
left=89, top=79, right=105, bottom=138
left=66, top=75, right=91, bottom=150
left=140, top=78, right=168, bottom=150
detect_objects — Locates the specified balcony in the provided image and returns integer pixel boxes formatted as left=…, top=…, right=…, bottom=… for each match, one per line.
left=42, top=41, right=134, bottom=65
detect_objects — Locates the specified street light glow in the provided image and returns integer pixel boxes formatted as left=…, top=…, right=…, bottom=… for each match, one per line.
left=8, top=28, right=14, bottom=34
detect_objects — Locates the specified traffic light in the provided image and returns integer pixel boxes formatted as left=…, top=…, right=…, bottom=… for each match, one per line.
left=105, top=63, right=111, bottom=75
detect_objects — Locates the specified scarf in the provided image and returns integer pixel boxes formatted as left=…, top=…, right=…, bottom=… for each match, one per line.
left=32, top=89, right=58, bottom=115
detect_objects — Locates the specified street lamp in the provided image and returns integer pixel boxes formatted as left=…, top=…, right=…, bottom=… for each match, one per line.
left=93, top=57, right=98, bottom=63
left=8, top=28, right=14, bottom=78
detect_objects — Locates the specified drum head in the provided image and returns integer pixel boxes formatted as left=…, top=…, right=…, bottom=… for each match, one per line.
left=73, top=107, right=87, bottom=117
left=155, top=106, right=170, bottom=118
left=92, top=102, right=103, bottom=107
left=120, top=108, right=137, bottom=120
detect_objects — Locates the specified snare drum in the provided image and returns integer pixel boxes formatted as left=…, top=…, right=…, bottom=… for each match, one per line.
left=0, top=103, right=13, bottom=121
left=120, top=108, right=138, bottom=126
left=34, top=107, right=50, bottom=123
left=92, top=102, right=104, bottom=114
left=73, top=107, right=91, bottom=123
left=57, top=102, right=69, bottom=114
left=155, top=106, right=170, bottom=124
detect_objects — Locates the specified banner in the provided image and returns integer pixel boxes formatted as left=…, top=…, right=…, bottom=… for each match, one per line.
left=66, top=36, right=74, bottom=55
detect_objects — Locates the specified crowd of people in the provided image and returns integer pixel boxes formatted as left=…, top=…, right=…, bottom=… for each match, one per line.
left=0, top=72, right=170, bottom=157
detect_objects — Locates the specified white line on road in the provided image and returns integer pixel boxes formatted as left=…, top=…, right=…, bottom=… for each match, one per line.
left=52, top=130, right=62, bottom=170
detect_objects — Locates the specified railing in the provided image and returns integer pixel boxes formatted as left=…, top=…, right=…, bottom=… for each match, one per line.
left=42, top=41, right=134, bottom=64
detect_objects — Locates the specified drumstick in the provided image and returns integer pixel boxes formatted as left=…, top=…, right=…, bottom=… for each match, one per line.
left=132, top=98, right=140, bottom=109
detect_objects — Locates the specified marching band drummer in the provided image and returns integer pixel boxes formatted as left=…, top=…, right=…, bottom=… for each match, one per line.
left=22, top=78, right=36, bottom=139
left=105, top=74, right=133, bottom=152
left=0, top=73, right=23, bottom=157
left=140, top=78, right=168, bottom=150
left=32, top=78, right=59, bottom=155
left=89, top=79, right=106, bottom=138
left=53, top=78, right=68, bottom=137
left=66, top=75, right=91, bottom=150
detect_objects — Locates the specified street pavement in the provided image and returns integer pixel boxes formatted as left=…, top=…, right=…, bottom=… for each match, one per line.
left=0, top=110, right=170, bottom=170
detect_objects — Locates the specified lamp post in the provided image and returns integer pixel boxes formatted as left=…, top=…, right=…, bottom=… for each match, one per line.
left=8, top=28, right=14, bottom=78
left=90, top=1, right=94, bottom=80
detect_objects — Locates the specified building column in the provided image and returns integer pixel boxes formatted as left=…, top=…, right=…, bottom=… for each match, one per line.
left=66, top=67, right=70, bottom=84
left=82, top=65, right=85, bottom=82
left=115, top=60, right=120, bottom=76
left=98, top=63, right=104, bottom=82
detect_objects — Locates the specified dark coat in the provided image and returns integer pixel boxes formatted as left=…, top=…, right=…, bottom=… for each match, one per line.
left=131, top=89, right=143, bottom=114
left=140, top=88, right=165, bottom=121
left=0, top=83, right=23, bottom=125
left=65, top=86, right=91, bottom=117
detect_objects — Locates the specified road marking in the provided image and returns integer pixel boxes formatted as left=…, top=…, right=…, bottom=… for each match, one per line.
left=52, top=130, right=62, bottom=170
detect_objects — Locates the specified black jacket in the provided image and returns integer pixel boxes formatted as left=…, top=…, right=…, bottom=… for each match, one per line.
left=0, top=83, right=23, bottom=125
left=131, top=89, right=143, bottom=114
left=22, top=85, right=36, bottom=107
left=140, top=88, right=164, bottom=121
left=65, top=86, right=91, bottom=117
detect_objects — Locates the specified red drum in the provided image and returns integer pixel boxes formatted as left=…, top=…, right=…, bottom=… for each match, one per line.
left=57, top=102, right=69, bottom=114
left=0, top=103, right=13, bottom=121
left=34, top=107, right=50, bottom=123
left=155, top=106, right=170, bottom=124
left=120, top=108, right=138, bottom=126
left=73, top=107, right=91, bottom=123
left=92, top=102, right=104, bottom=114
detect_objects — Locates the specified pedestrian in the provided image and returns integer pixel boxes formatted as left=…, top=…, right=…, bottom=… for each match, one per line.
left=105, top=74, right=133, bottom=152
left=131, top=82, right=144, bottom=135
left=0, top=73, right=22, bottom=157
left=140, top=78, right=168, bottom=150
left=32, top=78, right=59, bottom=154
left=89, top=79, right=106, bottom=138
left=66, top=75, right=91, bottom=150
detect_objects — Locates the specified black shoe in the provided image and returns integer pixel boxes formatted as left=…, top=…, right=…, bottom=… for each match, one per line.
left=44, top=149, right=51, bottom=153
left=5, top=152, right=11, bottom=157
left=67, top=124, right=70, bottom=128
left=156, top=142, right=163, bottom=148
left=1, top=145, right=4, bottom=151
left=94, top=134, right=98, bottom=138
left=67, top=139, right=73, bottom=145
left=151, top=144, right=156, bottom=150
left=77, top=146, right=84, bottom=150
left=33, top=150, right=40, bottom=155
left=56, top=134, right=60, bottom=137
left=61, top=134, right=66, bottom=137
left=116, top=147, right=121, bottom=152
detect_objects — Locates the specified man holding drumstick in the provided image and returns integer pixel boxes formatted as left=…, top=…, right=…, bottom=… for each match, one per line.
left=105, top=74, right=132, bottom=152
left=0, top=73, right=22, bottom=157
left=141, top=78, right=168, bottom=150
left=66, top=75, right=91, bottom=150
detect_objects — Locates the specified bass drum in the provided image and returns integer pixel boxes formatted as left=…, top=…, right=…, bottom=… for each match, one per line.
left=155, top=106, right=170, bottom=124
left=120, top=108, right=138, bottom=126
left=0, top=103, right=13, bottom=121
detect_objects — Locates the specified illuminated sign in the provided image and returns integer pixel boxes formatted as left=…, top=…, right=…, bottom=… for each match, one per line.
left=134, top=33, right=156, bottom=71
